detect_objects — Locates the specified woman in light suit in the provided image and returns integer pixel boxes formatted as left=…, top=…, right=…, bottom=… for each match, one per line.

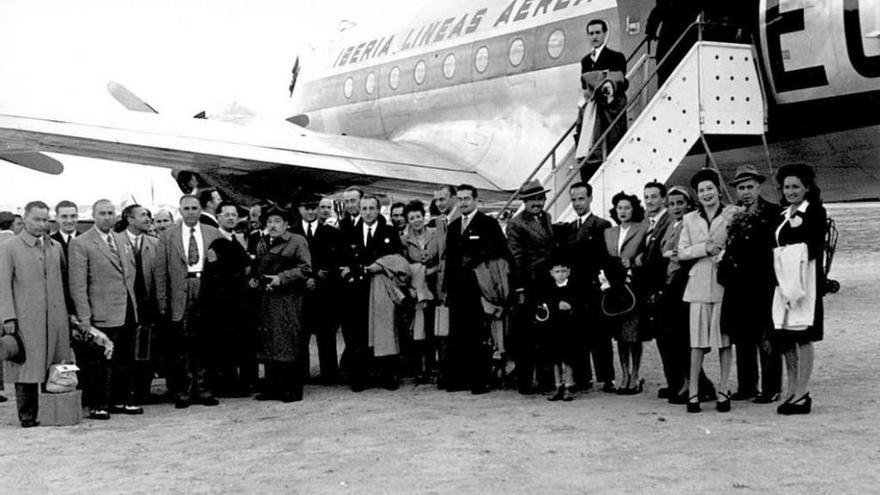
left=678, top=169, right=740, bottom=413
left=602, top=192, right=647, bottom=395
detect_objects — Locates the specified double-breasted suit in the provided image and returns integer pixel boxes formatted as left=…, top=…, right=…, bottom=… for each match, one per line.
left=290, top=220, right=341, bottom=382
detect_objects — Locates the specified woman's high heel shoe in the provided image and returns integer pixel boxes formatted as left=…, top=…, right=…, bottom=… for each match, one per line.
left=716, top=390, right=731, bottom=413
left=776, top=395, right=795, bottom=415
left=781, top=393, right=811, bottom=415
left=686, top=395, right=701, bottom=413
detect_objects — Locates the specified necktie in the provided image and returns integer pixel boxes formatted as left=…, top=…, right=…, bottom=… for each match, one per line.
left=591, top=49, right=598, bottom=62
left=577, top=218, right=583, bottom=230
left=133, top=236, right=147, bottom=315
left=366, top=225, right=374, bottom=247
left=106, top=234, right=119, bottom=259
left=187, top=227, right=199, bottom=266
left=307, top=222, right=314, bottom=243
left=461, top=216, right=469, bottom=234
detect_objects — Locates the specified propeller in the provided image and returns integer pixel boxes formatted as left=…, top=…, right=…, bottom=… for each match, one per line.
left=288, top=56, right=300, bottom=97
left=0, top=151, right=64, bottom=175
left=106, top=82, right=159, bottom=113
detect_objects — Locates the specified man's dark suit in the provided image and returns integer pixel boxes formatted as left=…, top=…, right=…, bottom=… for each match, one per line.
left=638, top=210, right=676, bottom=391
left=339, top=219, right=403, bottom=389
left=443, top=211, right=510, bottom=392
left=560, top=213, right=614, bottom=388
left=290, top=221, right=341, bottom=383
left=199, top=213, right=219, bottom=229
left=580, top=47, right=628, bottom=92
left=506, top=209, right=556, bottom=392
left=579, top=46, right=629, bottom=169
left=202, top=232, right=254, bottom=395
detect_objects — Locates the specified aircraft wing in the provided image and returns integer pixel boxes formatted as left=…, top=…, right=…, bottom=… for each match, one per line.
left=0, top=109, right=504, bottom=202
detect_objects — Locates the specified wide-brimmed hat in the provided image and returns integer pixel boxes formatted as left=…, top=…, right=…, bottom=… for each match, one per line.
left=0, top=332, right=25, bottom=363
left=690, top=168, right=721, bottom=191
left=260, top=204, right=292, bottom=224
left=517, top=180, right=550, bottom=200
left=729, top=164, right=766, bottom=185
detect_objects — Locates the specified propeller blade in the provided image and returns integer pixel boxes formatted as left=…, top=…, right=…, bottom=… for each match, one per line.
left=0, top=152, right=64, bottom=175
left=106, top=82, right=159, bottom=113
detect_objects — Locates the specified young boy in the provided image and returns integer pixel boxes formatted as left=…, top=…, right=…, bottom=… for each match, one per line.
left=536, top=254, right=578, bottom=402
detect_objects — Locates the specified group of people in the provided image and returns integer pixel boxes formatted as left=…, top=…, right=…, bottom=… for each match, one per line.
left=0, top=162, right=827, bottom=428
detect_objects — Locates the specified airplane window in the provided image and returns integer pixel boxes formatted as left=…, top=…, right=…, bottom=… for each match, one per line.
left=365, top=72, right=376, bottom=95
left=509, top=38, right=525, bottom=67
left=547, top=29, right=565, bottom=59
left=443, top=54, right=456, bottom=79
left=474, top=45, right=489, bottom=73
left=414, top=60, right=426, bottom=84
left=344, top=77, right=354, bottom=98
left=389, top=66, right=400, bottom=90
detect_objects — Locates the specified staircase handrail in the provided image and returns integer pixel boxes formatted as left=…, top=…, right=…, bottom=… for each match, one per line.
left=496, top=35, right=655, bottom=215
left=542, top=15, right=752, bottom=212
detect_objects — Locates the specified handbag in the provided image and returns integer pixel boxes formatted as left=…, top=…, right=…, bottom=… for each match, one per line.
left=434, top=305, right=450, bottom=337
left=45, top=363, right=79, bottom=393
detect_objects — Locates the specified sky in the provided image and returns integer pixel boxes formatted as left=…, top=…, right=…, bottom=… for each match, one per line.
left=0, top=0, right=402, bottom=213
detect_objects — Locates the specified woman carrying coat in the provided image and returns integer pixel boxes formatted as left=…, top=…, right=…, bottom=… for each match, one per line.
left=401, top=200, right=440, bottom=382
left=251, top=206, right=312, bottom=403
left=772, top=163, right=826, bottom=415
left=602, top=192, right=647, bottom=395
left=678, top=169, right=739, bottom=413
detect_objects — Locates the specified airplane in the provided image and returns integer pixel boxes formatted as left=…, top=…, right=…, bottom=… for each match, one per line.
left=1, top=0, right=879, bottom=211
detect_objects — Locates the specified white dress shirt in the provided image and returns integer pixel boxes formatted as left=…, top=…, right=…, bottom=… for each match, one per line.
left=460, top=210, right=477, bottom=233
left=576, top=212, right=593, bottom=229
left=182, top=222, right=205, bottom=272
left=126, top=230, right=142, bottom=251
left=302, top=220, right=318, bottom=238
left=362, top=221, right=377, bottom=247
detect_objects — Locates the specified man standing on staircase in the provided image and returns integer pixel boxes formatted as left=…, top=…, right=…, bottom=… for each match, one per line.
left=578, top=19, right=629, bottom=178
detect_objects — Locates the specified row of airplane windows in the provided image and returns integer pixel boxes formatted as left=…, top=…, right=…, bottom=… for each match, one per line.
left=343, top=28, right=567, bottom=98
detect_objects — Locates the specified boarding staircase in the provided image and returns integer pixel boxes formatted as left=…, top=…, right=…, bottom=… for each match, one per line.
left=506, top=19, right=768, bottom=221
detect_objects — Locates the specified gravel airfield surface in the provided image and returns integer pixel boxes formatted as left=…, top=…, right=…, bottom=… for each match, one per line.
left=2, top=204, right=879, bottom=494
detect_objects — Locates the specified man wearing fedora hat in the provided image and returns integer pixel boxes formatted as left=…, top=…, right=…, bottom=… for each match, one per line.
left=507, top=180, right=557, bottom=394
left=719, top=164, right=783, bottom=404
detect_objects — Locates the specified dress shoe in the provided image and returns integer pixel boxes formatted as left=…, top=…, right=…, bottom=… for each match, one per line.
left=657, top=387, right=671, bottom=399
left=668, top=391, right=689, bottom=405
left=20, top=419, right=40, bottom=428
left=89, top=409, right=111, bottom=420
left=174, top=398, right=190, bottom=409
left=518, top=385, right=540, bottom=396
left=731, top=390, right=757, bottom=401
left=686, top=395, right=701, bottom=413
left=381, top=379, right=399, bottom=391
left=200, top=396, right=219, bottom=407
left=470, top=385, right=491, bottom=395
left=601, top=381, right=616, bottom=393
left=716, top=391, right=731, bottom=413
left=547, top=386, right=565, bottom=401
left=350, top=383, right=367, bottom=393
left=254, top=393, right=277, bottom=401
left=122, top=405, right=144, bottom=415
left=780, top=393, right=811, bottom=415
left=753, top=392, right=780, bottom=404
left=280, top=391, right=303, bottom=403
left=109, top=405, right=127, bottom=414
left=570, top=381, right=593, bottom=393
left=561, top=387, right=574, bottom=402
left=0, top=395, right=8, bottom=403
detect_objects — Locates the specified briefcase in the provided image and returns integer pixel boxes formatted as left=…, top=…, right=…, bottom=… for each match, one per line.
left=133, top=324, right=152, bottom=362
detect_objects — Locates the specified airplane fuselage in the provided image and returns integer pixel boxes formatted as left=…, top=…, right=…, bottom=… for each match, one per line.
left=292, top=0, right=880, bottom=202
